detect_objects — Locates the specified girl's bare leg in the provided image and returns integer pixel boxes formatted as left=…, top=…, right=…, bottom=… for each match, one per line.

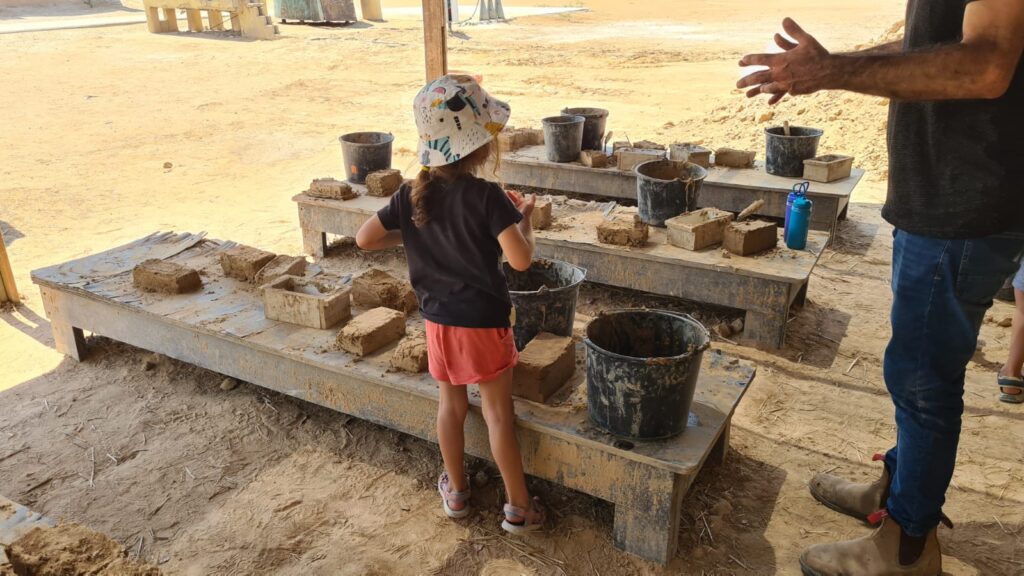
left=437, top=379, right=469, bottom=508
left=478, top=369, right=530, bottom=513
left=1001, top=288, right=1024, bottom=378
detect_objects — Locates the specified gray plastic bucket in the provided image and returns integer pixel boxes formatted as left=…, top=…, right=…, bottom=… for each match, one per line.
left=585, top=309, right=711, bottom=439
left=561, top=107, right=609, bottom=151
left=541, top=115, right=585, bottom=163
left=339, top=131, right=394, bottom=184
left=765, top=126, right=823, bottom=177
left=504, top=258, right=587, bottom=351
left=635, top=160, right=708, bottom=227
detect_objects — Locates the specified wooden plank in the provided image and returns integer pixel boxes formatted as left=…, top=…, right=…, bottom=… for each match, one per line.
left=422, top=0, right=447, bottom=81
left=0, top=228, right=18, bottom=304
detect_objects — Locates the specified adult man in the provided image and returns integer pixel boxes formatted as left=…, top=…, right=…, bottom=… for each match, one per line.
left=738, top=2, right=1024, bottom=575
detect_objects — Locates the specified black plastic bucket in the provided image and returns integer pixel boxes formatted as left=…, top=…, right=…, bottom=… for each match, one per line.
left=635, top=160, right=708, bottom=227
left=561, top=107, right=609, bottom=151
left=585, top=310, right=711, bottom=439
left=504, top=258, right=587, bottom=351
left=339, top=131, right=394, bottom=184
left=765, top=126, right=823, bottom=177
left=541, top=115, right=585, bottom=163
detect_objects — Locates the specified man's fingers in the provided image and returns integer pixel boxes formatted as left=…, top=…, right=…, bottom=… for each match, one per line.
left=745, top=86, right=763, bottom=99
left=782, top=17, right=812, bottom=43
left=738, top=53, right=779, bottom=67
left=737, top=70, right=774, bottom=89
left=760, top=82, right=789, bottom=95
left=768, top=92, right=788, bottom=105
left=774, top=33, right=798, bottom=51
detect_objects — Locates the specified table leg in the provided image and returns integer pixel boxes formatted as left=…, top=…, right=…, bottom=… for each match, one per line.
left=709, top=416, right=731, bottom=465
left=612, top=469, right=693, bottom=564
left=302, top=228, right=327, bottom=259
left=792, top=280, right=809, bottom=309
left=40, top=287, right=87, bottom=361
left=742, top=309, right=787, bottom=350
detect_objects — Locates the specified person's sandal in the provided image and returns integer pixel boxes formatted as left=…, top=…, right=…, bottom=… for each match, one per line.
left=438, top=472, right=472, bottom=519
left=998, top=373, right=1024, bottom=404
left=501, top=497, right=545, bottom=534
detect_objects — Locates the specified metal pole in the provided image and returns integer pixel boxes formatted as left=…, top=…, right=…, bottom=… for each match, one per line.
left=492, top=0, right=504, bottom=20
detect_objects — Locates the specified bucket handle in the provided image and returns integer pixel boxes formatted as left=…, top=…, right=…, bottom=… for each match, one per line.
left=650, top=309, right=712, bottom=353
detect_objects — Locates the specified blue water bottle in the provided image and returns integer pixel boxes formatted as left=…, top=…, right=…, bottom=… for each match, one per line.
left=787, top=196, right=813, bottom=250
left=785, top=181, right=809, bottom=240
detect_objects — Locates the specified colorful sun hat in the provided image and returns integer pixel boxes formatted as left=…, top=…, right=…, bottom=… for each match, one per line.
left=414, top=74, right=511, bottom=168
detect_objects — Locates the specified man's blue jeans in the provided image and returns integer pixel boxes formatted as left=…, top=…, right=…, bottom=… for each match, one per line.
left=883, top=229, right=1024, bottom=536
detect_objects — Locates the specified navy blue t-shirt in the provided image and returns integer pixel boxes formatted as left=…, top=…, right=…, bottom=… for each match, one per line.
left=377, top=174, right=523, bottom=328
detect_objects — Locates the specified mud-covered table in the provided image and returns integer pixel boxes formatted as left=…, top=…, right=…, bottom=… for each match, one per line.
left=295, top=193, right=827, bottom=349
left=33, top=232, right=755, bottom=565
left=498, top=145, right=865, bottom=238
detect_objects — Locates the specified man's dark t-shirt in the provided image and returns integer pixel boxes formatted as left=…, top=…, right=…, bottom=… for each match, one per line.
left=377, top=175, right=522, bottom=328
left=884, top=0, right=1024, bottom=239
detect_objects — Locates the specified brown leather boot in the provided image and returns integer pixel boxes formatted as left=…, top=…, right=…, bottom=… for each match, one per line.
left=809, top=454, right=889, bottom=521
left=799, top=515, right=942, bottom=576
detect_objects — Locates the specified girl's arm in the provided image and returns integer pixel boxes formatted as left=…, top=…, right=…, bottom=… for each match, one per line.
left=355, top=215, right=403, bottom=251
left=498, top=193, right=536, bottom=271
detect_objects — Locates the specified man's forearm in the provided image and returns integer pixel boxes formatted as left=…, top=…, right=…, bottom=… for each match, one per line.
left=824, top=42, right=1009, bottom=100
left=838, top=39, right=903, bottom=57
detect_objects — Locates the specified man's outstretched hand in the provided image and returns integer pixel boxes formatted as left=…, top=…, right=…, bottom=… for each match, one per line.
left=737, top=18, right=831, bottom=105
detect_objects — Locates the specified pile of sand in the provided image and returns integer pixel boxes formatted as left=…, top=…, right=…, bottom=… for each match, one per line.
left=5, top=524, right=161, bottom=576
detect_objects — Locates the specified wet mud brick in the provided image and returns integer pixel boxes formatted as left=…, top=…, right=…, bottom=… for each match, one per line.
left=616, top=148, right=665, bottom=173
left=803, top=154, right=854, bottom=183
left=579, top=150, right=610, bottom=168
left=351, top=268, right=418, bottom=314
left=499, top=127, right=544, bottom=152
left=307, top=177, right=356, bottom=200
left=512, top=333, right=575, bottom=402
left=337, top=307, right=407, bottom=356
left=132, top=259, right=201, bottom=294
left=665, top=208, right=735, bottom=251
left=714, top=148, right=756, bottom=168
left=723, top=220, right=778, bottom=256
left=262, top=275, right=351, bottom=329
left=365, top=169, right=404, bottom=197
left=668, top=143, right=711, bottom=168
left=255, top=255, right=307, bottom=286
left=391, top=330, right=428, bottom=373
left=532, top=199, right=553, bottom=230
left=220, top=245, right=276, bottom=282
left=597, top=214, right=649, bottom=247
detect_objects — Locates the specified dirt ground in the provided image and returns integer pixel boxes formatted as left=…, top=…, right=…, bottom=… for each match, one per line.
left=1, top=1, right=1022, bottom=574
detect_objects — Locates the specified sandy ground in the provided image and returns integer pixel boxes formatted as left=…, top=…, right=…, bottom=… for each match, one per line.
left=2, top=0, right=1023, bottom=574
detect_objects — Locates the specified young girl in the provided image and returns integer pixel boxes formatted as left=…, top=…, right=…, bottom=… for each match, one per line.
left=355, top=74, right=545, bottom=532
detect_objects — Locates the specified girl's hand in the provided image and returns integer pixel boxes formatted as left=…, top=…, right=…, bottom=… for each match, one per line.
left=508, top=191, right=536, bottom=221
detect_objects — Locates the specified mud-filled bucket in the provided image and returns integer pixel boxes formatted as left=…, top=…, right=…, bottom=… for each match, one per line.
left=585, top=310, right=711, bottom=439
left=504, top=258, right=587, bottom=351
left=765, top=125, right=823, bottom=177
left=635, top=160, right=708, bottom=227
left=339, top=131, right=394, bottom=184
left=541, top=115, right=585, bottom=163
left=561, top=107, right=609, bottom=151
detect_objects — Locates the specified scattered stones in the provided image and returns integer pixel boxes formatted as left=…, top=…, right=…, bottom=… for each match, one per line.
left=597, top=214, right=648, bottom=247
left=723, top=220, right=778, bottom=256
left=262, top=276, right=351, bottom=329
left=351, top=268, right=418, bottom=314
left=132, top=259, right=202, bottom=294
left=714, top=323, right=733, bottom=338
left=730, top=317, right=745, bottom=335
left=512, top=333, right=575, bottom=402
left=307, top=177, right=356, bottom=200
left=714, top=147, right=756, bottom=168
left=366, top=169, right=404, bottom=197
left=531, top=199, right=552, bottom=230
left=220, top=245, right=276, bottom=282
left=390, top=331, right=428, bottom=373
left=998, top=316, right=1013, bottom=328
left=336, top=307, right=407, bottom=357
left=219, top=377, right=239, bottom=391
left=254, top=255, right=307, bottom=286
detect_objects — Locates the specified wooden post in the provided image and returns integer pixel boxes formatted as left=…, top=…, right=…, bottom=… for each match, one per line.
left=207, top=10, right=225, bottom=30
left=186, top=8, right=205, bottom=32
left=0, top=228, right=18, bottom=304
left=422, top=0, right=447, bottom=82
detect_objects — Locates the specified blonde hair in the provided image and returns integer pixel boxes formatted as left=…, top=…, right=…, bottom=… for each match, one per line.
left=411, top=138, right=502, bottom=227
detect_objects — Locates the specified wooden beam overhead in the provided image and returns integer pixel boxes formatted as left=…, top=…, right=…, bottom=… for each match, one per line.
left=422, top=0, right=448, bottom=82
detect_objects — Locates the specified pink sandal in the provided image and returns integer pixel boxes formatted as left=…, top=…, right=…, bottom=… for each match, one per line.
left=501, top=497, right=546, bottom=534
left=438, top=472, right=472, bottom=519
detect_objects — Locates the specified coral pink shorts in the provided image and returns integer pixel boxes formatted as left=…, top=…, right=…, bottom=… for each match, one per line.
left=425, top=320, right=519, bottom=385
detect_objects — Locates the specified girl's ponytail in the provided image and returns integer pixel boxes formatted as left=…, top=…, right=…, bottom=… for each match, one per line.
left=411, top=167, right=434, bottom=227
left=409, top=138, right=498, bottom=228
